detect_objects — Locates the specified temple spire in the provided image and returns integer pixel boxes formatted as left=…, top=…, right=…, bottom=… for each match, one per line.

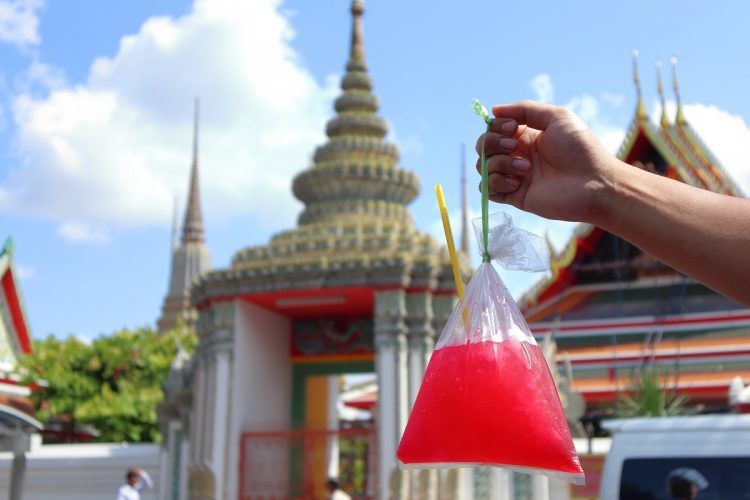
left=182, top=97, right=205, bottom=244
left=171, top=195, right=179, bottom=251
left=656, top=59, right=670, bottom=129
left=671, top=57, right=687, bottom=126
left=632, top=49, right=648, bottom=122
left=349, top=0, right=365, bottom=65
left=460, top=143, right=469, bottom=254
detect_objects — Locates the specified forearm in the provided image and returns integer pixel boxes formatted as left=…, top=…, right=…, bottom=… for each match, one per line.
left=594, top=159, right=750, bottom=305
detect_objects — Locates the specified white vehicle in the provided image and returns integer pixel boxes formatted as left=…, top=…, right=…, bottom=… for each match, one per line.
left=600, top=415, right=750, bottom=499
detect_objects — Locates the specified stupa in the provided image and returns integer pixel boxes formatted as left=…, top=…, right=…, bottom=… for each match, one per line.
left=162, top=2, right=464, bottom=499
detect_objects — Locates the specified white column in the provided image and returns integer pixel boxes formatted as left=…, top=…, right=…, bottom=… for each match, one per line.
left=406, top=291, right=437, bottom=500
left=211, top=352, right=231, bottom=499
left=491, top=469, right=513, bottom=500
left=532, top=475, right=550, bottom=500
left=327, top=375, right=340, bottom=478
left=159, top=440, right=170, bottom=500
left=375, top=289, right=409, bottom=499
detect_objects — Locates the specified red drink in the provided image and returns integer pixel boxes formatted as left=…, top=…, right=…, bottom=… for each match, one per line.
left=397, top=338, right=583, bottom=482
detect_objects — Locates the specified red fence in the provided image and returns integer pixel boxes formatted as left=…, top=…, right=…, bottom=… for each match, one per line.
left=240, top=428, right=377, bottom=500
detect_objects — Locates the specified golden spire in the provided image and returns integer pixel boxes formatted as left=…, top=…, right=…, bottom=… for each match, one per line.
left=656, top=59, right=670, bottom=129
left=182, top=97, right=205, bottom=244
left=349, top=0, right=365, bottom=66
left=632, top=49, right=648, bottom=122
left=671, top=56, right=687, bottom=126
left=291, top=0, right=419, bottom=226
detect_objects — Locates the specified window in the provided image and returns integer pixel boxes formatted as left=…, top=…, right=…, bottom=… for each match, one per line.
left=620, top=457, right=750, bottom=499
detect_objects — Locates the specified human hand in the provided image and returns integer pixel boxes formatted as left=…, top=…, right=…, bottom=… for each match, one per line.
left=475, top=100, right=616, bottom=224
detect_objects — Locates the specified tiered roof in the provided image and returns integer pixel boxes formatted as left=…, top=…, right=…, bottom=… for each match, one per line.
left=193, top=0, right=457, bottom=306
left=521, top=55, right=744, bottom=318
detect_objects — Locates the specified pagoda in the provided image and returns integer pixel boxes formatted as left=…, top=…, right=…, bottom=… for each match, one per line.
left=157, top=99, right=212, bottom=333
left=166, top=2, right=461, bottom=499
left=522, top=54, right=750, bottom=418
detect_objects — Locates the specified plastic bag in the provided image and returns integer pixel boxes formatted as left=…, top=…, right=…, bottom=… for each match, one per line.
left=396, top=212, right=584, bottom=484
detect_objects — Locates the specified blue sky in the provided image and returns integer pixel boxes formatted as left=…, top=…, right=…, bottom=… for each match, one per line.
left=2, top=0, right=750, bottom=340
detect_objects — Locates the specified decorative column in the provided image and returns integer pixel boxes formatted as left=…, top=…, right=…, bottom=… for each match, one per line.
left=432, top=265, right=465, bottom=500
left=188, top=300, right=235, bottom=500
left=374, top=289, right=410, bottom=500
left=405, top=287, right=437, bottom=500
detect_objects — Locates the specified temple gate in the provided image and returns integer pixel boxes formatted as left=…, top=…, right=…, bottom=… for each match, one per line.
left=159, top=2, right=468, bottom=499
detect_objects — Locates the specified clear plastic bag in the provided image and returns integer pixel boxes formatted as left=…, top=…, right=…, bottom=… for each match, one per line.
left=396, top=212, right=584, bottom=485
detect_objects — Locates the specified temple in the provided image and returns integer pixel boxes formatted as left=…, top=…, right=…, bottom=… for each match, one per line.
left=157, top=99, right=212, bottom=333
left=521, top=53, right=750, bottom=420
left=159, top=2, right=470, bottom=498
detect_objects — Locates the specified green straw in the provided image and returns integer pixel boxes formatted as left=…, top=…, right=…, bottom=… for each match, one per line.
left=472, top=99, right=493, bottom=263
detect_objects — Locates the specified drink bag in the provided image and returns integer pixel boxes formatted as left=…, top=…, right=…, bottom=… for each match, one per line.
left=396, top=101, right=584, bottom=484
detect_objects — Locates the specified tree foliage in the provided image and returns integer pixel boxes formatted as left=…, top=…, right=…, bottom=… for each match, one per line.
left=19, top=326, right=196, bottom=443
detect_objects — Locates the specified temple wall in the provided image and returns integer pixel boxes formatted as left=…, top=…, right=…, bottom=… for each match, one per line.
left=227, top=300, right=291, bottom=500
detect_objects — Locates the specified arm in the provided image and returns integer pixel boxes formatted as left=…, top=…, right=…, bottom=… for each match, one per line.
left=598, top=160, right=750, bottom=304
left=476, top=100, right=750, bottom=305
left=135, top=469, right=153, bottom=491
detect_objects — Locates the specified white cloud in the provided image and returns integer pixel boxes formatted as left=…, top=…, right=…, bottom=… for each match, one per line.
left=15, top=263, right=34, bottom=279
left=529, top=74, right=554, bottom=103
left=601, top=92, right=625, bottom=108
left=653, top=100, right=750, bottom=194
left=565, top=93, right=625, bottom=154
left=0, top=0, right=42, bottom=47
left=57, top=222, right=110, bottom=244
left=1, top=0, right=338, bottom=230
left=683, top=104, right=750, bottom=194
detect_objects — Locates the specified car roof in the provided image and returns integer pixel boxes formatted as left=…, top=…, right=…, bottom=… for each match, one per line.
left=602, top=415, right=750, bottom=433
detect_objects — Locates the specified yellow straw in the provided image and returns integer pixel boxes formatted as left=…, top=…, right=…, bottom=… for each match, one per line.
left=435, top=184, right=464, bottom=298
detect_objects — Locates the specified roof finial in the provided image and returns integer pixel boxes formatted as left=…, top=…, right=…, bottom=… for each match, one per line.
left=460, top=143, right=469, bottom=254
left=349, top=0, right=365, bottom=64
left=632, top=49, right=648, bottom=122
left=671, top=56, right=687, bottom=126
left=182, top=97, right=205, bottom=244
left=656, top=59, right=670, bottom=129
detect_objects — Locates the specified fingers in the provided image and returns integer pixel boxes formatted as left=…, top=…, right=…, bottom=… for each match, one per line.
left=478, top=173, right=520, bottom=196
left=475, top=154, right=530, bottom=177
left=475, top=131, right=518, bottom=157
left=492, top=100, right=569, bottom=131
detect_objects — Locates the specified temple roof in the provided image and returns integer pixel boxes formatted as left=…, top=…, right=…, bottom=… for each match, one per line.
left=182, top=98, right=206, bottom=244
left=193, top=0, right=457, bottom=304
left=0, top=237, right=32, bottom=358
left=520, top=55, right=745, bottom=314
left=158, top=100, right=212, bottom=332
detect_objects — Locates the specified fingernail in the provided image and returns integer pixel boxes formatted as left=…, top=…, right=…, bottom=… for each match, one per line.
left=511, top=158, right=530, bottom=173
left=506, top=177, right=520, bottom=189
left=501, top=120, right=516, bottom=133
left=499, top=137, right=516, bottom=150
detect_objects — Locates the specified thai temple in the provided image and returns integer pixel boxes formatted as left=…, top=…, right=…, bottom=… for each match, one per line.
left=157, top=99, right=212, bottom=333
left=159, top=2, right=466, bottom=498
left=521, top=54, right=750, bottom=425
left=156, top=3, right=750, bottom=499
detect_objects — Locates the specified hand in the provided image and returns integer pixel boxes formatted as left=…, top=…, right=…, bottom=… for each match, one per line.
left=475, top=100, right=615, bottom=224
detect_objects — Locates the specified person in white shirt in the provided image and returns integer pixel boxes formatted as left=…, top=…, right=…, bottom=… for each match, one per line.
left=326, top=478, right=352, bottom=500
left=116, top=468, right=153, bottom=500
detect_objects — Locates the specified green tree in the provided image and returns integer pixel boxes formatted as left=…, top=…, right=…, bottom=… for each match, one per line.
left=616, top=367, right=689, bottom=417
left=19, top=326, right=196, bottom=443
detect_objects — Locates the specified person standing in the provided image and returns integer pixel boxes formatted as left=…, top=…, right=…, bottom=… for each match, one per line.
left=326, top=478, right=352, bottom=500
left=116, top=467, right=153, bottom=500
